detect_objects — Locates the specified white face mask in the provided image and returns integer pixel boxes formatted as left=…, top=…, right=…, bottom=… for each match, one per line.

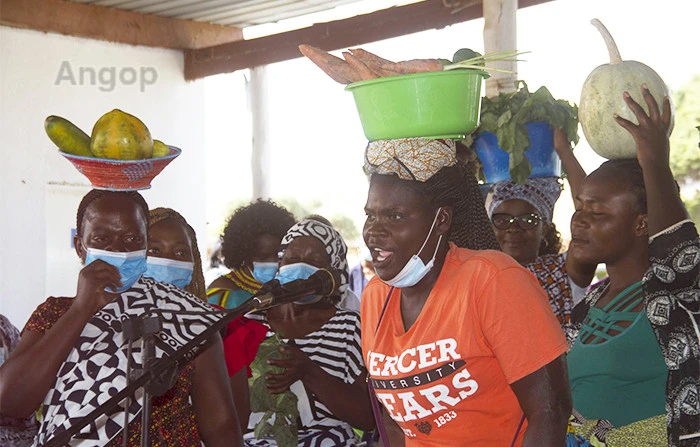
left=379, top=208, right=443, bottom=289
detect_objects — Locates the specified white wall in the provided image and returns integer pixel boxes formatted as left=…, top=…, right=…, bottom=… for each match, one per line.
left=0, top=27, right=211, bottom=327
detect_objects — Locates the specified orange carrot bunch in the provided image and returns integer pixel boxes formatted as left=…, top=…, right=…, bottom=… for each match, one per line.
left=298, top=45, right=443, bottom=84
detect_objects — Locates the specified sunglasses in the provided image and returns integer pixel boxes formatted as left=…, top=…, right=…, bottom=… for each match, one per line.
left=491, top=213, right=542, bottom=231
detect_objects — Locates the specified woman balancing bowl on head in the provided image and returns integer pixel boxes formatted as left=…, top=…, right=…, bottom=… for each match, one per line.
left=244, top=218, right=373, bottom=446
left=0, top=191, right=241, bottom=447
left=487, top=130, right=597, bottom=341
left=360, top=138, right=572, bottom=447
left=565, top=87, right=698, bottom=446
left=145, top=207, right=264, bottom=433
left=207, top=199, right=296, bottom=309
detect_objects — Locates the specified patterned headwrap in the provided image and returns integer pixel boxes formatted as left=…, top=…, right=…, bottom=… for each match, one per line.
left=364, top=138, right=457, bottom=182
left=279, top=219, right=349, bottom=300
left=148, top=207, right=206, bottom=301
left=488, top=177, right=563, bottom=225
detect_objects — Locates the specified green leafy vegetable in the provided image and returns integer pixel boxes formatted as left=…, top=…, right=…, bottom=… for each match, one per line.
left=476, top=81, right=579, bottom=184
left=249, top=333, right=299, bottom=447
left=452, top=48, right=482, bottom=64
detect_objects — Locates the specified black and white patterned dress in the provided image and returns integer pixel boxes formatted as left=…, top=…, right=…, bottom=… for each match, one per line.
left=245, top=309, right=364, bottom=447
left=644, top=220, right=700, bottom=446
left=29, top=277, right=221, bottom=447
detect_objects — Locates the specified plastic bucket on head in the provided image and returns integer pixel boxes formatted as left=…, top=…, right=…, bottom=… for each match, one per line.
left=345, top=69, right=488, bottom=141
left=474, top=121, right=561, bottom=184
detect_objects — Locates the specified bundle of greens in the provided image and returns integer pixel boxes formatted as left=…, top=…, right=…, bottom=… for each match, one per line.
left=476, top=81, right=579, bottom=184
left=249, top=333, right=299, bottom=447
left=441, top=48, right=527, bottom=73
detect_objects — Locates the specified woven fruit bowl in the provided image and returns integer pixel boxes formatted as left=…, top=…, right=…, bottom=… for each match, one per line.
left=60, top=146, right=181, bottom=191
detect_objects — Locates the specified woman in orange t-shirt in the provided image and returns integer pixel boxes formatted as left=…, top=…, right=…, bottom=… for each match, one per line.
left=361, top=138, right=572, bottom=447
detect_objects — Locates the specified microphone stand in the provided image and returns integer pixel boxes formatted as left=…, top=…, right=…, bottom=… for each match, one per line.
left=42, top=271, right=336, bottom=447
left=42, top=298, right=258, bottom=447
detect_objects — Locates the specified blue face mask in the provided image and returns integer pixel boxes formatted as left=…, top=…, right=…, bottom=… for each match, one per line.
left=144, top=256, right=194, bottom=289
left=85, top=248, right=147, bottom=293
left=251, top=261, right=279, bottom=284
left=379, top=209, right=443, bottom=289
left=276, top=262, right=323, bottom=305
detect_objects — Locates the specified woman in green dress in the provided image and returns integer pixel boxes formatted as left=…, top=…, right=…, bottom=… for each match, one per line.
left=566, top=86, right=695, bottom=446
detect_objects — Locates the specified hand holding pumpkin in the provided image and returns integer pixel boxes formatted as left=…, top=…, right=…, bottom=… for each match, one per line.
left=614, top=85, right=672, bottom=168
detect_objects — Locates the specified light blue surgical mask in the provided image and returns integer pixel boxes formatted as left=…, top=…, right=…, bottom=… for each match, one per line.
left=251, top=261, right=279, bottom=284
left=275, top=262, right=323, bottom=305
left=379, top=209, right=443, bottom=289
left=85, top=247, right=147, bottom=293
left=144, top=256, right=194, bottom=289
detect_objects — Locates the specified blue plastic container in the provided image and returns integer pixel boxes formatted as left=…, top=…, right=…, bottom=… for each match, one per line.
left=475, top=121, right=561, bottom=184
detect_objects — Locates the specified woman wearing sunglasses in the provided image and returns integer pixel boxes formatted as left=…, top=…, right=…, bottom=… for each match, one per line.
left=487, top=129, right=597, bottom=341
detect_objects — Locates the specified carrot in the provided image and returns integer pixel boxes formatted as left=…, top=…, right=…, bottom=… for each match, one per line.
left=342, top=52, right=379, bottom=80
left=348, top=48, right=394, bottom=67
left=298, top=44, right=362, bottom=84
left=381, top=59, right=444, bottom=75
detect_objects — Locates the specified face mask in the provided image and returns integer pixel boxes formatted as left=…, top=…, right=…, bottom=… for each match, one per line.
left=144, top=256, right=194, bottom=289
left=276, top=262, right=323, bottom=305
left=85, top=248, right=147, bottom=293
left=379, top=209, right=443, bottom=289
left=251, top=261, right=279, bottom=284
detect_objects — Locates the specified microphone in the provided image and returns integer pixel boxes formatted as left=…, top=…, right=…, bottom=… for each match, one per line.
left=252, top=268, right=342, bottom=309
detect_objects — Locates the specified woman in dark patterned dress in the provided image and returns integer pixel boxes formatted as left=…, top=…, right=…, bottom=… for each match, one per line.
left=0, top=190, right=241, bottom=447
left=567, top=86, right=698, bottom=446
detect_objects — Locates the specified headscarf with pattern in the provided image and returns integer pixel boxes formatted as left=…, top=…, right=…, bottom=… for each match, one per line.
left=148, top=207, right=206, bottom=300
left=279, top=219, right=349, bottom=301
left=364, top=138, right=457, bottom=181
left=363, top=138, right=499, bottom=251
left=488, top=177, right=563, bottom=225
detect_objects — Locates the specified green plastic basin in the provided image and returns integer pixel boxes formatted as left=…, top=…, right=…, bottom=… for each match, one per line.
left=345, top=69, right=488, bottom=141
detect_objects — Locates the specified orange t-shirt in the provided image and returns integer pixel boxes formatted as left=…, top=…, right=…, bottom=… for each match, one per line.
left=361, top=244, right=568, bottom=447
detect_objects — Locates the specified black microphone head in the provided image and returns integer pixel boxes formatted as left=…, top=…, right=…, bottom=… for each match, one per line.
left=310, top=268, right=343, bottom=296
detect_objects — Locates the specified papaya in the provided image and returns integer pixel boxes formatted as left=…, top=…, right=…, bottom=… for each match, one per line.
left=152, top=140, right=169, bottom=158
left=90, top=109, right=153, bottom=160
left=45, top=116, right=93, bottom=157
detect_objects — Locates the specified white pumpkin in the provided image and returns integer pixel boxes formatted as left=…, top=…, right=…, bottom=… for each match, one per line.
left=579, top=19, right=674, bottom=159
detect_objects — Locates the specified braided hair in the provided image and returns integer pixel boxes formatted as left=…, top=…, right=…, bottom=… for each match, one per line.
left=76, top=190, right=149, bottom=235
left=149, top=208, right=205, bottom=301
left=404, top=162, right=500, bottom=251
left=221, top=199, right=296, bottom=270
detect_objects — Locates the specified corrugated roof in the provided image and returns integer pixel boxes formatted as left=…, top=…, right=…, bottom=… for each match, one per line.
left=67, top=0, right=372, bottom=28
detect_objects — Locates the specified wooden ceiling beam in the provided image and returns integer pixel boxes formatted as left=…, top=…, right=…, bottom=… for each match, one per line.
left=184, top=0, right=552, bottom=80
left=0, top=0, right=243, bottom=50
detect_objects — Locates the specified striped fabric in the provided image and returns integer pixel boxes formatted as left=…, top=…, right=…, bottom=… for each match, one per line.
left=244, top=309, right=364, bottom=447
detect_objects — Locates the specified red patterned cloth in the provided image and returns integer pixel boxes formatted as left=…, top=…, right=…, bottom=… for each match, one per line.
left=221, top=316, right=267, bottom=378
left=24, top=297, right=201, bottom=447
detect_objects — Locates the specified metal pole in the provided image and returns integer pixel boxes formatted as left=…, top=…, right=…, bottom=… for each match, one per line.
left=140, top=334, right=156, bottom=447
left=250, top=66, right=271, bottom=200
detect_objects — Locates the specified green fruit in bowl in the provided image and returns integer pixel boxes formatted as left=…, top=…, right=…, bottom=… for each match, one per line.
left=152, top=140, right=169, bottom=158
left=90, top=109, right=153, bottom=160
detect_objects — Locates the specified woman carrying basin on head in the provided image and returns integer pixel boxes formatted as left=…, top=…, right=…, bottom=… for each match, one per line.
left=487, top=129, right=597, bottom=342
left=0, top=190, right=240, bottom=447
left=360, top=138, right=572, bottom=446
